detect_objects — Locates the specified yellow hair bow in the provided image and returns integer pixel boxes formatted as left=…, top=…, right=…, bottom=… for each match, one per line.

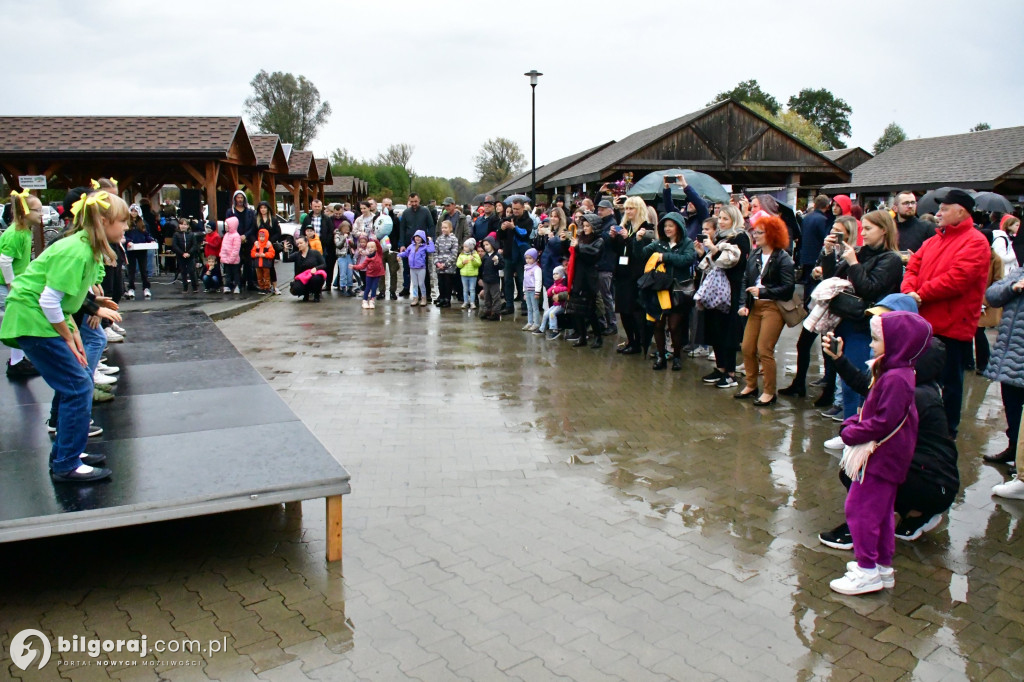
left=10, top=188, right=30, bottom=214
left=90, top=177, right=117, bottom=190
left=70, top=191, right=111, bottom=227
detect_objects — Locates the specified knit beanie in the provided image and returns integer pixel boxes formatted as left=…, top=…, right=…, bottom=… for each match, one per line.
left=464, top=237, right=477, bottom=250
left=525, top=248, right=538, bottom=261
left=553, top=265, right=566, bottom=280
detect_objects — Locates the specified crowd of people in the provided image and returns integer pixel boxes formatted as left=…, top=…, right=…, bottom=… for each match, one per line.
left=3, top=175, right=1024, bottom=597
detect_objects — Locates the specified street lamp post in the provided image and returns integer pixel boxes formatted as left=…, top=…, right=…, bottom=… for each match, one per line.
left=524, top=70, right=542, bottom=208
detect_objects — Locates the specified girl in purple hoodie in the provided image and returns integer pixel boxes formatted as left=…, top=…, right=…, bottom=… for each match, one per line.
left=830, top=311, right=932, bottom=596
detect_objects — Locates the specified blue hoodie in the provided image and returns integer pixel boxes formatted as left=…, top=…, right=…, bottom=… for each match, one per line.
left=399, top=229, right=435, bottom=268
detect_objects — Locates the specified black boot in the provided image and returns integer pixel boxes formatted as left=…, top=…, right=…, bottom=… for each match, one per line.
left=573, top=335, right=588, bottom=348
left=671, top=356, right=682, bottom=371
left=813, top=390, right=835, bottom=407
left=653, top=355, right=667, bottom=371
left=779, top=382, right=807, bottom=397
left=590, top=335, right=603, bottom=349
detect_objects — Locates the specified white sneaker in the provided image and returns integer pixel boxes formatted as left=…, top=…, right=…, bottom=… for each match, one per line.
left=470, top=303, right=476, bottom=310
left=97, top=361, right=119, bottom=375
left=829, top=564, right=884, bottom=595
left=847, top=561, right=894, bottom=589
left=706, top=351, right=715, bottom=363
left=112, top=323, right=126, bottom=335
left=368, top=299, right=375, bottom=309
left=104, top=327, right=124, bottom=343
left=93, top=369, right=117, bottom=386
left=143, top=288, right=151, bottom=300
left=223, top=287, right=231, bottom=293
left=824, top=435, right=845, bottom=450
left=992, top=477, right=1024, bottom=500
left=361, top=300, right=369, bottom=309
left=233, top=286, right=240, bottom=294
left=125, top=289, right=135, bottom=300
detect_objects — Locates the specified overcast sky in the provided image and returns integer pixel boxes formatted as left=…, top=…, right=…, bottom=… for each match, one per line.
left=6, top=0, right=1022, bottom=183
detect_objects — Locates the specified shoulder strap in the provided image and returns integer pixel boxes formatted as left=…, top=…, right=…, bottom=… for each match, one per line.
left=877, top=415, right=909, bottom=445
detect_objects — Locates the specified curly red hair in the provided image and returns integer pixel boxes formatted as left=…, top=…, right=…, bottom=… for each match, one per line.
left=759, top=215, right=789, bottom=251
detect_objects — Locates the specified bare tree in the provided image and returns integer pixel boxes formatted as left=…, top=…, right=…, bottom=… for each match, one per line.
left=376, top=143, right=415, bottom=177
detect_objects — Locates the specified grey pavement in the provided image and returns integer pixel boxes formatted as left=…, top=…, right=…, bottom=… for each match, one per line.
left=1, top=290, right=1022, bottom=681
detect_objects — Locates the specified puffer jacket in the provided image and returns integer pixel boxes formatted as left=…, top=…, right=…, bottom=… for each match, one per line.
left=983, top=266, right=1024, bottom=388
left=434, top=233, right=459, bottom=271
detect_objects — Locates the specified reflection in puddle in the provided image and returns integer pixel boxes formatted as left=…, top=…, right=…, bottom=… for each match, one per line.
left=949, top=573, right=968, bottom=603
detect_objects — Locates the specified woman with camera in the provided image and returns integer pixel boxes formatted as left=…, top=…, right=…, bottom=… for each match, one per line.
left=819, top=210, right=903, bottom=421
left=638, top=212, right=696, bottom=370
left=608, top=196, right=653, bottom=355
left=735, top=215, right=794, bottom=405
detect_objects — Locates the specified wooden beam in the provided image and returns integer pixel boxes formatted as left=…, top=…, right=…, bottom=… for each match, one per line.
left=326, top=495, right=343, bottom=562
left=689, top=123, right=727, bottom=163
left=729, top=125, right=770, bottom=166
left=181, top=162, right=206, bottom=186
left=204, top=161, right=220, bottom=225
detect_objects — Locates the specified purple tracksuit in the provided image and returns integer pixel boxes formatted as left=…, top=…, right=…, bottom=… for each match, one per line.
left=840, top=312, right=933, bottom=569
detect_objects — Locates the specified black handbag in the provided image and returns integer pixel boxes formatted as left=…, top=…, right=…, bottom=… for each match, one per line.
left=637, top=269, right=673, bottom=291
left=670, top=278, right=696, bottom=307
left=829, top=290, right=868, bottom=320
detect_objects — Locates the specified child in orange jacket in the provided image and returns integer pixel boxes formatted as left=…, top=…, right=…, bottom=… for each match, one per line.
left=251, top=228, right=276, bottom=293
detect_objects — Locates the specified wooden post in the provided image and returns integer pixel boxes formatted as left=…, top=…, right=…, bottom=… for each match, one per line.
left=326, top=495, right=343, bottom=562
left=204, top=161, right=220, bottom=224
left=292, top=184, right=301, bottom=218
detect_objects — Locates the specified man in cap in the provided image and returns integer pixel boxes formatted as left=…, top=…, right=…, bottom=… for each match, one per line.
left=902, top=188, right=990, bottom=437
left=893, top=190, right=934, bottom=253
left=474, top=196, right=500, bottom=243
left=595, top=199, right=619, bottom=335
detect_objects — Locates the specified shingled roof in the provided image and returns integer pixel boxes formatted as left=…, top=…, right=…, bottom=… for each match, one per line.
left=0, top=116, right=255, bottom=161
left=819, top=147, right=873, bottom=172
left=286, top=150, right=316, bottom=179
left=491, top=142, right=616, bottom=196
left=314, top=158, right=332, bottom=183
left=822, top=127, right=1024, bottom=193
left=543, top=99, right=847, bottom=188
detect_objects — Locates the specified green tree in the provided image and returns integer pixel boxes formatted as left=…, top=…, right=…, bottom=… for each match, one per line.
left=709, top=79, right=781, bottom=116
left=970, top=122, right=991, bottom=132
left=475, top=137, right=526, bottom=186
left=448, top=177, right=478, bottom=205
left=329, top=147, right=358, bottom=166
left=244, top=70, right=331, bottom=149
left=873, top=122, right=907, bottom=155
left=745, top=102, right=826, bottom=152
left=787, top=88, right=852, bottom=150
left=411, top=176, right=454, bottom=204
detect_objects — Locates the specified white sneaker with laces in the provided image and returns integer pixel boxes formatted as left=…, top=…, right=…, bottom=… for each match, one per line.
left=143, top=288, right=152, bottom=300
left=233, top=287, right=240, bottom=294
left=992, top=477, right=1024, bottom=500
left=824, top=435, right=845, bottom=450
left=112, top=323, right=126, bottom=335
left=125, top=289, right=135, bottom=300
left=97, top=361, right=119, bottom=375
left=830, top=564, right=884, bottom=595
left=847, top=561, right=894, bottom=588
left=104, top=327, right=124, bottom=343
left=223, top=287, right=231, bottom=293
left=93, top=369, right=117, bottom=386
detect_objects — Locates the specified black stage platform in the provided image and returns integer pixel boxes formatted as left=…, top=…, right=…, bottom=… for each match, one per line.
left=0, top=311, right=350, bottom=560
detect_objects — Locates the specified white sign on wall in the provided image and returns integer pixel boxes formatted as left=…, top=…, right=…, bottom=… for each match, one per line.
left=18, top=175, right=47, bottom=190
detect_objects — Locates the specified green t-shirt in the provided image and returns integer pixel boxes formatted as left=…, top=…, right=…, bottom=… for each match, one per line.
left=0, top=231, right=100, bottom=348
left=0, top=225, right=32, bottom=285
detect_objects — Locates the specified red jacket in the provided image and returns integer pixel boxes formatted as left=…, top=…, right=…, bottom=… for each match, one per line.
left=204, top=231, right=222, bottom=258
left=352, top=239, right=385, bottom=277
left=901, top=217, right=990, bottom=341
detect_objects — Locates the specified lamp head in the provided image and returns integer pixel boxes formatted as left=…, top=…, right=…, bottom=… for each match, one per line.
left=524, top=70, right=543, bottom=86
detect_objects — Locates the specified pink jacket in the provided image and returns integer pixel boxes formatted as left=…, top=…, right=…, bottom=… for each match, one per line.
left=219, top=221, right=242, bottom=265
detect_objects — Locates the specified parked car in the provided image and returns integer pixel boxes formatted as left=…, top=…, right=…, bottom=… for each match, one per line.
left=41, top=205, right=60, bottom=227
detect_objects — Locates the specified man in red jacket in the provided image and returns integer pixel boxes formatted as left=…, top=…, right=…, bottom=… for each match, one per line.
left=902, top=188, right=990, bottom=436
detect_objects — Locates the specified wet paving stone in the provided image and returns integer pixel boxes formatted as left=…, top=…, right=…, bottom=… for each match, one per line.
left=2, top=292, right=1022, bottom=680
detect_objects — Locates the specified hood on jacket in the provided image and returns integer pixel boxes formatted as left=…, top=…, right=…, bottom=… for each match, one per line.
left=413, top=229, right=427, bottom=243
left=657, top=211, right=687, bottom=242
left=231, top=190, right=248, bottom=209
left=833, top=195, right=852, bottom=216
left=915, top=337, right=946, bottom=385
left=257, top=228, right=269, bottom=243
left=256, top=201, right=272, bottom=217
left=484, top=236, right=498, bottom=251
left=225, top=216, right=239, bottom=233
left=877, top=311, right=933, bottom=371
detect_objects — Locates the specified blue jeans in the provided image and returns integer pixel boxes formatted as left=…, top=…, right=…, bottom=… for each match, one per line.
left=838, top=322, right=871, bottom=420
left=461, top=276, right=477, bottom=305
left=364, top=276, right=380, bottom=300
left=539, top=305, right=563, bottom=332
left=336, top=254, right=354, bottom=288
left=526, top=292, right=541, bottom=326
left=80, top=317, right=108, bottom=375
left=19, top=334, right=94, bottom=474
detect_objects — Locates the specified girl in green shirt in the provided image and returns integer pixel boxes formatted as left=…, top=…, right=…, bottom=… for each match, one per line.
left=0, top=190, right=128, bottom=482
left=1, top=190, right=39, bottom=377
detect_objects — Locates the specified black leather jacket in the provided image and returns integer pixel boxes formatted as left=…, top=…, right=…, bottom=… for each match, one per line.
left=739, top=248, right=795, bottom=308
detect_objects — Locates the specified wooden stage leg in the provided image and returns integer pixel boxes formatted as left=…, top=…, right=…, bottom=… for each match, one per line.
left=326, top=495, right=343, bottom=562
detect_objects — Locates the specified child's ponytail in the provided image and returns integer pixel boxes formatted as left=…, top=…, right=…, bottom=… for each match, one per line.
left=68, top=190, right=126, bottom=263
left=9, top=188, right=37, bottom=229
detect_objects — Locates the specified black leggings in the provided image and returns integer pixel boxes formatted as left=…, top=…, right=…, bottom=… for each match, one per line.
left=654, top=309, right=689, bottom=358
left=975, top=327, right=990, bottom=371
left=791, top=327, right=837, bottom=391
left=619, top=309, right=644, bottom=346
left=575, top=311, right=602, bottom=340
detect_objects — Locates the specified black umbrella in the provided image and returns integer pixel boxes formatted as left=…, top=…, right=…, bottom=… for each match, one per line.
left=472, top=193, right=493, bottom=204
left=972, top=191, right=1014, bottom=214
left=917, top=187, right=973, bottom=216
